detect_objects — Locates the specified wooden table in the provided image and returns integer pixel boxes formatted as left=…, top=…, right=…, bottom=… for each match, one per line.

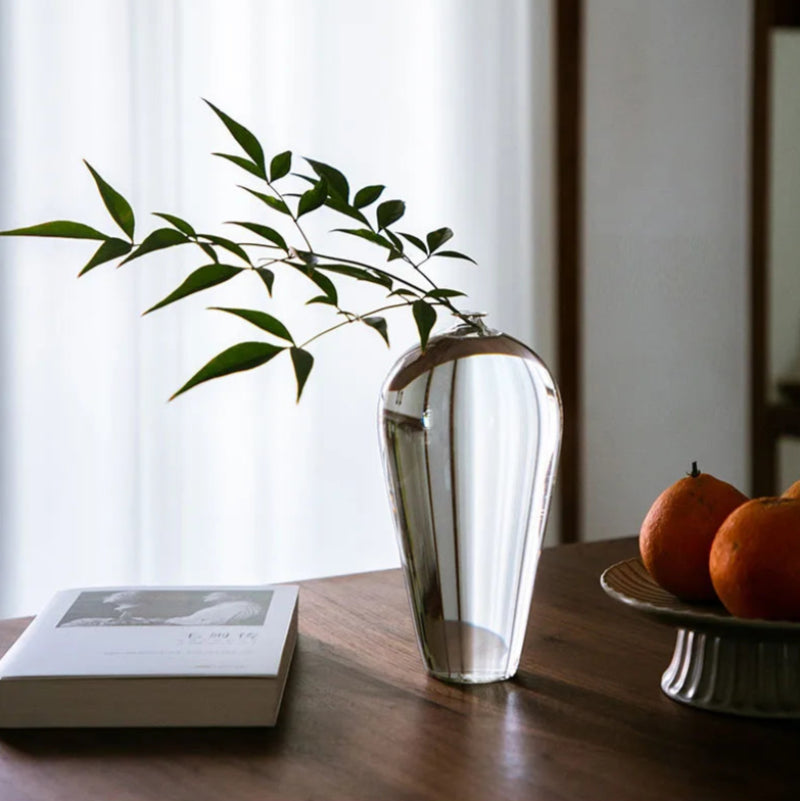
left=0, top=537, right=798, bottom=800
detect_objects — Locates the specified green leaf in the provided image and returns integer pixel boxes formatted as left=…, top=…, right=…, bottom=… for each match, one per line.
left=353, top=185, right=385, bottom=209
left=316, top=263, right=392, bottom=290
left=362, top=316, right=390, bottom=347
left=297, top=177, right=328, bottom=217
left=291, top=262, right=338, bottom=306
left=305, top=158, right=349, bottom=201
left=261, top=195, right=292, bottom=215
left=385, top=230, right=404, bottom=253
left=412, top=300, right=437, bottom=351
left=434, top=250, right=477, bottom=264
left=290, top=347, right=314, bottom=402
left=213, top=153, right=264, bottom=179
left=306, top=269, right=338, bottom=305
left=170, top=341, right=285, bottom=401
left=79, top=238, right=132, bottom=276
left=426, top=227, right=453, bottom=253
left=196, top=241, right=219, bottom=262
left=121, top=228, right=188, bottom=264
left=153, top=212, right=197, bottom=238
left=291, top=249, right=317, bottom=265
left=227, top=221, right=287, bottom=252
left=83, top=161, right=135, bottom=240
left=198, top=234, right=252, bottom=265
left=270, top=151, right=292, bottom=182
left=144, top=264, right=243, bottom=314
left=324, top=195, right=369, bottom=226
left=388, top=288, right=418, bottom=298
left=398, top=232, right=428, bottom=254
left=209, top=307, right=293, bottom=343
left=425, top=288, right=467, bottom=299
left=387, top=249, right=404, bottom=262
left=204, top=100, right=266, bottom=175
left=306, top=295, right=337, bottom=307
left=377, top=200, right=405, bottom=231
left=332, top=228, right=394, bottom=250
left=256, top=267, right=275, bottom=295
left=240, top=186, right=291, bottom=215
left=0, top=220, right=108, bottom=240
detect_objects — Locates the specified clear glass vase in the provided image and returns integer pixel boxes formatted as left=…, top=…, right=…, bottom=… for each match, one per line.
left=379, top=315, right=562, bottom=683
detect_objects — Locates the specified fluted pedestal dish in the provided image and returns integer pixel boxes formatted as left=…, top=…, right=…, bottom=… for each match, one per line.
left=602, top=557, right=800, bottom=717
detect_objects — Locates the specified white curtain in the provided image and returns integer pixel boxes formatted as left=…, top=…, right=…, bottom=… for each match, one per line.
left=0, top=0, right=551, bottom=617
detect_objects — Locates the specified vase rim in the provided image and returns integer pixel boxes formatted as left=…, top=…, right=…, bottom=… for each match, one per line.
left=445, top=312, right=496, bottom=339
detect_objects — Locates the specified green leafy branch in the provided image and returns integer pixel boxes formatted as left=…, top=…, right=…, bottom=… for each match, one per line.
left=0, top=100, right=478, bottom=402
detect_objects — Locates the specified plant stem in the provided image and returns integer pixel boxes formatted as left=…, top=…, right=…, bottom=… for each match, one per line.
left=242, top=245, right=435, bottom=304
left=238, top=241, right=285, bottom=251
left=311, top=252, right=430, bottom=297
left=264, top=180, right=314, bottom=253
left=298, top=302, right=410, bottom=349
left=384, top=242, right=478, bottom=330
left=236, top=190, right=480, bottom=333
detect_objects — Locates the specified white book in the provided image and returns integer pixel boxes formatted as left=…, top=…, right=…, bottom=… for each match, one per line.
left=0, top=584, right=298, bottom=728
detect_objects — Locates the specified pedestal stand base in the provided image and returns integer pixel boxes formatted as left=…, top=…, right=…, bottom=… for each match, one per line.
left=661, top=628, right=800, bottom=717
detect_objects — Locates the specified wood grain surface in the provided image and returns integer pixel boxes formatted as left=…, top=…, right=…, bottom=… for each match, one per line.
left=0, top=538, right=798, bottom=800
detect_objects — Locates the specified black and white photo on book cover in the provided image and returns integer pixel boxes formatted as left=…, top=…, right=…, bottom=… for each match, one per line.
left=58, top=589, right=273, bottom=628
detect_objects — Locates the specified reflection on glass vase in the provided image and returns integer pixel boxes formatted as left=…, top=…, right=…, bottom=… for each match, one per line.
left=379, top=314, right=562, bottom=684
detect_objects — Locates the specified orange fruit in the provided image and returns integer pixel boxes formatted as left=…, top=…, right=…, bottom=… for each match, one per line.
left=710, top=497, right=800, bottom=620
left=782, top=480, right=800, bottom=500
left=639, top=463, right=748, bottom=601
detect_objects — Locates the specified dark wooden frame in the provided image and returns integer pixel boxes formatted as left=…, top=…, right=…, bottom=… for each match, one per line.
left=751, top=0, right=772, bottom=496
left=555, top=0, right=583, bottom=543
left=555, top=0, right=799, bottom=525
left=750, top=0, right=800, bottom=497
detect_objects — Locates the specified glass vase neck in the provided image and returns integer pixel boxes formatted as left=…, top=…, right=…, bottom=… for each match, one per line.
left=446, top=311, right=498, bottom=339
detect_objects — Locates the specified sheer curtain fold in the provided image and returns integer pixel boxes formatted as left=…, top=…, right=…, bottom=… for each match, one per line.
left=0, top=0, right=549, bottom=617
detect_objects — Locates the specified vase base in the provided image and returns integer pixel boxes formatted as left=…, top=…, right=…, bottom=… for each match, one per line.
left=428, top=668, right=516, bottom=685
left=420, top=618, right=516, bottom=684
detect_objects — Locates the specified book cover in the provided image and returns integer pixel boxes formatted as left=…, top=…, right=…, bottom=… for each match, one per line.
left=0, top=584, right=298, bottom=728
